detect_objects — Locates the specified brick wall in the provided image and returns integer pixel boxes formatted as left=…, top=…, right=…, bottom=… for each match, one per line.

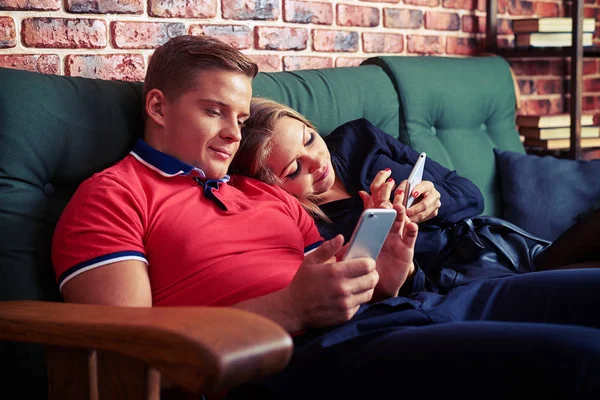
left=0, top=0, right=599, bottom=116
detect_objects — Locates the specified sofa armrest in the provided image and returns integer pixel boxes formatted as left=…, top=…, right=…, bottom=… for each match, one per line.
left=0, top=300, right=293, bottom=396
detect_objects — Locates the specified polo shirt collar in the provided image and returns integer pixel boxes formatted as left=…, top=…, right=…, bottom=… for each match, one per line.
left=130, top=138, right=230, bottom=183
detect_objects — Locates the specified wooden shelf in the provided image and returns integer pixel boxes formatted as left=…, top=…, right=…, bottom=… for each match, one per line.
left=485, top=0, right=588, bottom=160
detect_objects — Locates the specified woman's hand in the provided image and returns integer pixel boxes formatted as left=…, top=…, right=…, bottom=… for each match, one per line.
left=398, top=179, right=441, bottom=223
left=372, top=199, right=418, bottom=300
left=359, top=169, right=396, bottom=209
left=359, top=169, right=440, bottom=224
left=358, top=169, right=419, bottom=301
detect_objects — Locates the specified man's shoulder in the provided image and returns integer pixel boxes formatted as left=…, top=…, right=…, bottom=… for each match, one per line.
left=229, top=175, right=295, bottom=200
left=78, top=154, right=143, bottom=194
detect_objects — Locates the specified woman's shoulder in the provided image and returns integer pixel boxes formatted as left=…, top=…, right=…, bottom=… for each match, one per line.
left=325, top=118, right=399, bottom=147
left=326, top=118, right=375, bottom=139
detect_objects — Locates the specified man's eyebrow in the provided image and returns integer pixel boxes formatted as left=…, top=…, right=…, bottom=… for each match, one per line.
left=198, top=97, right=249, bottom=119
left=198, top=97, right=226, bottom=106
left=279, top=123, right=306, bottom=177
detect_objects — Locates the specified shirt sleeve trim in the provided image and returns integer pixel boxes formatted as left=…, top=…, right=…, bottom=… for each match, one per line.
left=303, top=240, right=324, bottom=255
left=58, top=251, right=148, bottom=292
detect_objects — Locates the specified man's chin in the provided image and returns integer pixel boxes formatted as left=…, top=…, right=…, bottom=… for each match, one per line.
left=202, top=162, right=231, bottom=180
left=205, top=173, right=227, bottom=180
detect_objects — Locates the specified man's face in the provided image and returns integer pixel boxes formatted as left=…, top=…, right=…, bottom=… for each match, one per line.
left=159, top=70, right=253, bottom=179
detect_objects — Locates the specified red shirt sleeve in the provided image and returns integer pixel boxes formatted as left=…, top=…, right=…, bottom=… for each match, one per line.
left=51, top=173, right=147, bottom=291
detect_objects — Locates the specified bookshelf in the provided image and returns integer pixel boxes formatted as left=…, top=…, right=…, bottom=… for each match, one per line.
left=485, top=0, right=589, bottom=160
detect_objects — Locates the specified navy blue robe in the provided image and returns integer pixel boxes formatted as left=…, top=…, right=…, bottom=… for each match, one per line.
left=318, top=118, right=547, bottom=293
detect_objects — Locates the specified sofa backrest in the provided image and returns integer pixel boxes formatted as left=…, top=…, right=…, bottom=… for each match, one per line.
left=365, top=56, right=526, bottom=217
left=252, top=64, right=400, bottom=138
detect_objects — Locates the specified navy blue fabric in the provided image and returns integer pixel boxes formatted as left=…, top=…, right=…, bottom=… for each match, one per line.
left=321, top=118, right=484, bottom=253
left=317, top=119, right=552, bottom=294
left=132, top=138, right=200, bottom=177
left=319, top=118, right=486, bottom=292
left=228, top=269, right=600, bottom=399
left=495, top=148, right=600, bottom=241
left=326, top=118, right=485, bottom=226
left=423, top=215, right=549, bottom=293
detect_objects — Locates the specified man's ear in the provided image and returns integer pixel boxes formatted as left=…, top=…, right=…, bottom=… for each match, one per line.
left=145, top=88, right=167, bottom=127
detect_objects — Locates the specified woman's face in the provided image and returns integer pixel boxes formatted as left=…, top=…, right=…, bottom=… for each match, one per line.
left=267, top=116, right=336, bottom=199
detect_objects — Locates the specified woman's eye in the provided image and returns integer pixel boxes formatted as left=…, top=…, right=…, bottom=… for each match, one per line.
left=286, top=161, right=301, bottom=179
left=306, top=132, right=315, bottom=146
left=238, top=120, right=246, bottom=128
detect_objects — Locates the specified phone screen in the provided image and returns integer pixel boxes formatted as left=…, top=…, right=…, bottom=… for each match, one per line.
left=404, top=153, right=426, bottom=208
left=342, top=209, right=397, bottom=261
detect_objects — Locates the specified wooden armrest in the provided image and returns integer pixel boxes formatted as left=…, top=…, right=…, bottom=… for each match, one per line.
left=0, top=300, right=293, bottom=395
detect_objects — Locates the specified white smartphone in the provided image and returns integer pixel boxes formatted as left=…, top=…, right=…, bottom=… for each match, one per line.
left=342, top=208, right=397, bottom=261
left=404, top=152, right=427, bottom=209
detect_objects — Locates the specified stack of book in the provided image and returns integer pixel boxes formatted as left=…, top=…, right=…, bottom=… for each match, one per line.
left=514, top=17, right=596, bottom=48
left=517, top=113, right=600, bottom=150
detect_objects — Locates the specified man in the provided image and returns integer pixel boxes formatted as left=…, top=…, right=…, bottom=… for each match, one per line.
left=52, top=35, right=600, bottom=399
left=52, top=34, right=416, bottom=333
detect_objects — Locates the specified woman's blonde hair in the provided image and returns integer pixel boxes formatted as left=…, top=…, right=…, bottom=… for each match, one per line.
left=231, top=97, right=330, bottom=221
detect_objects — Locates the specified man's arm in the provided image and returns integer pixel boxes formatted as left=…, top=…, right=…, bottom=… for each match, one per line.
left=60, top=237, right=378, bottom=335
left=233, top=236, right=378, bottom=334
left=61, top=260, right=152, bottom=307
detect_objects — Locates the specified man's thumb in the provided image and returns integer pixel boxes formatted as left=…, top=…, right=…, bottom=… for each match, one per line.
left=306, top=234, right=344, bottom=263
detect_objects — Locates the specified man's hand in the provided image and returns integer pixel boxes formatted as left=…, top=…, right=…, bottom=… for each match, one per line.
left=284, top=235, right=379, bottom=330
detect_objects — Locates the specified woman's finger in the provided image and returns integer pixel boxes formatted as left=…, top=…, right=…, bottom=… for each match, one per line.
left=369, top=169, right=393, bottom=207
left=358, top=190, right=372, bottom=210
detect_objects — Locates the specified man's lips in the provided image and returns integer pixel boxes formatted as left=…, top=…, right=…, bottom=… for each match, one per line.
left=315, top=164, right=329, bottom=183
left=210, top=147, right=232, bottom=158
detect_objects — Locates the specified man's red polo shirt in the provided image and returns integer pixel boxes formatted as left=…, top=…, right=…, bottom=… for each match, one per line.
left=52, top=139, right=323, bottom=306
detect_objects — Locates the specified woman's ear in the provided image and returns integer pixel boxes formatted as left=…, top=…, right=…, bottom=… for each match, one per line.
left=145, top=88, right=166, bottom=127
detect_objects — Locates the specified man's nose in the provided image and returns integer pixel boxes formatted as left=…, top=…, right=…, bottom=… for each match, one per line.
left=222, top=119, right=242, bottom=142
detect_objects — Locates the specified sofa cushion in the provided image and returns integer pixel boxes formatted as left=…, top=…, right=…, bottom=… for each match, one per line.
left=0, top=67, right=143, bottom=303
left=364, top=56, right=526, bottom=218
left=252, top=65, right=400, bottom=138
left=0, top=67, right=144, bottom=397
left=494, top=148, right=600, bottom=241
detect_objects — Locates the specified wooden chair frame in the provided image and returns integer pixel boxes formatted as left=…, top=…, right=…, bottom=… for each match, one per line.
left=0, top=301, right=293, bottom=399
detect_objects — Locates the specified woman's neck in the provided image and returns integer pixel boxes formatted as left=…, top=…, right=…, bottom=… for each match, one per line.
left=318, top=177, right=351, bottom=204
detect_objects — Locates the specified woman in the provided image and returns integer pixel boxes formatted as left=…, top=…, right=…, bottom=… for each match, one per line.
left=226, top=98, right=600, bottom=399
left=231, top=97, right=600, bottom=294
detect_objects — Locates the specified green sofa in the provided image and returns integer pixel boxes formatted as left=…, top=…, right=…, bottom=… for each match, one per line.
left=0, top=55, right=526, bottom=398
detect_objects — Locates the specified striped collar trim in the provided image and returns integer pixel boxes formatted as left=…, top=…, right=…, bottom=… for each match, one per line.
left=130, top=138, right=229, bottom=183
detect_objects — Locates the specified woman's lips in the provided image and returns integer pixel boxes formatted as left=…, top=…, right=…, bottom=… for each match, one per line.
left=316, top=164, right=329, bottom=182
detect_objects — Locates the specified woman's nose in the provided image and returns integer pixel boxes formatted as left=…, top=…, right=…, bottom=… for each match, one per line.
left=307, top=154, right=321, bottom=173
